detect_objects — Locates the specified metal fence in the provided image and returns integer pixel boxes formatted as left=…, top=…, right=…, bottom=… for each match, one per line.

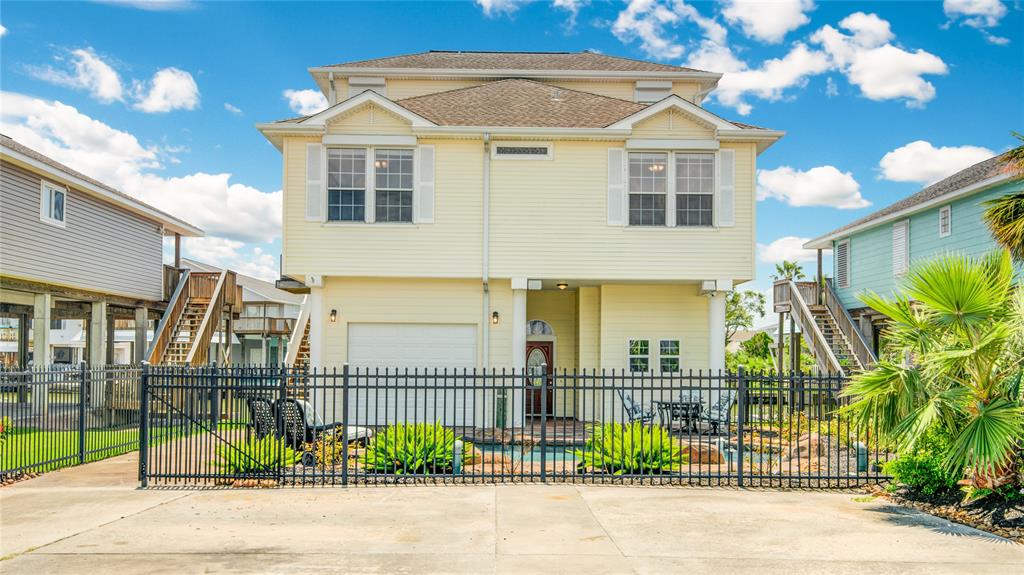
left=0, top=363, right=143, bottom=477
left=138, top=365, right=892, bottom=488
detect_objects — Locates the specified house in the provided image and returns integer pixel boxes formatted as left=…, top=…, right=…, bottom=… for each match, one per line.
left=0, top=134, right=204, bottom=369
left=783, top=153, right=1021, bottom=372
left=257, top=51, right=782, bottom=419
left=181, top=258, right=304, bottom=365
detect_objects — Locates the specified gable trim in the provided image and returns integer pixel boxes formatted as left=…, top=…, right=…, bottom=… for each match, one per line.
left=606, top=95, right=735, bottom=131
left=300, top=90, right=436, bottom=128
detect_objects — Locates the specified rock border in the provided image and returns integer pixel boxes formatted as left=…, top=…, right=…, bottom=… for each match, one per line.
left=866, top=485, right=1023, bottom=543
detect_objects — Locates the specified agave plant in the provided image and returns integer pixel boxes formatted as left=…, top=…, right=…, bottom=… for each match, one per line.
left=842, top=250, right=1024, bottom=489
left=575, top=421, right=687, bottom=475
left=360, top=422, right=458, bottom=474
left=214, top=435, right=300, bottom=474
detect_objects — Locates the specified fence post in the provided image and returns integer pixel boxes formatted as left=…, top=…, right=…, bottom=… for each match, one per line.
left=139, top=361, right=150, bottom=487
left=342, top=363, right=350, bottom=487
left=736, top=366, right=746, bottom=488
left=540, top=363, right=548, bottom=484
left=278, top=364, right=288, bottom=484
left=78, top=361, right=87, bottom=464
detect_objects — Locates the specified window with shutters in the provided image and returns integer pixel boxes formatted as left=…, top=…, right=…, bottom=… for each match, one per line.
left=675, top=153, right=714, bottom=227
left=327, top=148, right=366, bottom=222
left=893, top=220, right=909, bottom=277
left=627, top=151, right=716, bottom=227
left=628, top=152, right=667, bottom=226
left=325, top=147, right=419, bottom=224
left=836, top=240, right=850, bottom=289
left=374, top=149, right=413, bottom=223
left=938, top=205, right=951, bottom=238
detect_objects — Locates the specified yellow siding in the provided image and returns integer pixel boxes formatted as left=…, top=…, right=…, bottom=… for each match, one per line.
left=599, top=284, right=709, bottom=370
left=526, top=290, right=577, bottom=371
left=671, top=82, right=702, bottom=102
left=577, top=287, right=600, bottom=369
left=489, top=140, right=756, bottom=281
left=631, top=109, right=715, bottom=139
left=547, top=80, right=635, bottom=101
left=385, top=78, right=638, bottom=102
left=281, top=137, right=484, bottom=279
left=326, top=103, right=413, bottom=135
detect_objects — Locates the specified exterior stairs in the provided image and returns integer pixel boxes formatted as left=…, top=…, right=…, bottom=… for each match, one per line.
left=808, top=305, right=863, bottom=372
left=293, top=321, right=310, bottom=368
left=161, top=299, right=210, bottom=365
left=147, top=269, right=240, bottom=366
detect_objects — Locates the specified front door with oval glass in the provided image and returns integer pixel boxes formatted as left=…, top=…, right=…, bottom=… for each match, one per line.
left=525, top=341, right=553, bottom=417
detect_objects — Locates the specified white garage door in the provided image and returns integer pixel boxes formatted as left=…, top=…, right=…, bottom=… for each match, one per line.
left=347, top=323, right=477, bottom=425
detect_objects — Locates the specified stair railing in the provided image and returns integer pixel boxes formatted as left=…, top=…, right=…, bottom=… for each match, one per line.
left=184, top=270, right=230, bottom=365
left=786, top=280, right=845, bottom=376
left=147, top=269, right=191, bottom=364
left=284, top=296, right=310, bottom=367
left=822, top=279, right=877, bottom=370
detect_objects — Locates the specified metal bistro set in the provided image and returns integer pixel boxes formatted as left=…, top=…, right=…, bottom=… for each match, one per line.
left=616, top=388, right=737, bottom=435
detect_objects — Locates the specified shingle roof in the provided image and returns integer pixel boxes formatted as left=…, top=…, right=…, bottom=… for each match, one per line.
left=326, top=50, right=707, bottom=74
left=395, top=79, right=647, bottom=128
left=815, top=154, right=1011, bottom=240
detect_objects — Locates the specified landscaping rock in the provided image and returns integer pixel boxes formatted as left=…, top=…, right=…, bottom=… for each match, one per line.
left=681, top=442, right=724, bottom=464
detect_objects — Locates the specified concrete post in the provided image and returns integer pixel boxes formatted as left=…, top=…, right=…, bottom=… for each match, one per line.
left=707, top=291, right=727, bottom=373
left=308, top=286, right=323, bottom=368
left=511, top=278, right=528, bottom=427
left=31, top=293, right=53, bottom=414
left=134, top=307, right=148, bottom=363
left=88, top=301, right=109, bottom=407
left=776, top=313, right=785, bottom=375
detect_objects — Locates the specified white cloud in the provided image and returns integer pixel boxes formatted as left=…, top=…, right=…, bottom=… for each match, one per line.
left=553, top=0, right=589, bottom=29
left=811, top=12, right=948, bottom=107
left=612, top=0, right=726, bottom=60
left=757, top=165, right=869, bottom=209
left=223, top=102, right=243, bottom=115
left=943, top=0, right=1009, bottom=44
left=181, top=237, right=279, bottom=282
left=757, top=236, right=819, bottom=264
left=475, top=0, right=524, bottom=17
left=721, top=0, right=814, bottom=44
left=1, top=91, right=281, bottom=243
left=0, top=24, right=7, bottom=37
left=29, top=48, right=125, bottom=103
left=879, top=140, right=995, bottom=184
left=132, top=67, right=199, bottom=113
left=283, top=89, right=328, bottom=116
left=825, top=76, right=838, bottom=97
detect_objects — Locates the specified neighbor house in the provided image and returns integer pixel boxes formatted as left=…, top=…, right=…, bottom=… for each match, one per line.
left=257, top=51, right=782, bottom=418
left=792, top=153, right=1021, bottom=368
left=0, top=134, right=203, bottom=369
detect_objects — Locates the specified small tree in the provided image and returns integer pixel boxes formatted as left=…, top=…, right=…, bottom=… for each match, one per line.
left=725, top=290, right=766, bottom=345
left=772, top=260, right=806, bottom=282
left=983, top=133, right=1024, bottom=263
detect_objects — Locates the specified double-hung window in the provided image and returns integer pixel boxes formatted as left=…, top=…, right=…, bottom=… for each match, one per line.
left=628, top=339, right=650, bottom=372
left=327, top=148, right=366, bottom=222
left=659, top=340, right=681, bottom=372
left=628, top=153, right=667, bottom=226
left=40, top=182, right=66, bottom=226
left=675, top=153, right=714, bottom=227
left=627, top=151, right=714, bottom=227
left=374, top=149, right=413, bottom=223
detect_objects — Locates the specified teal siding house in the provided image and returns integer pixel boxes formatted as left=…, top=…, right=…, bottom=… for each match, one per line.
left=803, top=154, right=1021, bottom=355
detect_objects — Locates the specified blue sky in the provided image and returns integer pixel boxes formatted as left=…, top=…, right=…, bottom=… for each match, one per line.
left=1, top=1, right=1021, bottom=325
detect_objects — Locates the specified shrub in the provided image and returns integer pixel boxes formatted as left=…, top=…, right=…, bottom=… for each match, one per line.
left=0, top=416, right=12, bottom=443
left=575, top=422, right=687, bottom=475
left=360, top=422, right=459, bottom=474
left=214, top=435, right=300, bottom=474
left=883, top=432, right=958, bottom=496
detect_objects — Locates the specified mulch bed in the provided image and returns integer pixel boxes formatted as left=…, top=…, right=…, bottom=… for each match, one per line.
left=867, top=484, right=1023, bottom=543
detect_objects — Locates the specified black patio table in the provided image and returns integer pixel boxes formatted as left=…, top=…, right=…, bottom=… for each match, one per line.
left=653, top=399, right=703, bottom=433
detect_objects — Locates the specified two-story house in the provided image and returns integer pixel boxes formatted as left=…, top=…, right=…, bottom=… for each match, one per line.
left=795, top=153, right=1021, bottom=367
left=258, top=51, right=782, bottom=418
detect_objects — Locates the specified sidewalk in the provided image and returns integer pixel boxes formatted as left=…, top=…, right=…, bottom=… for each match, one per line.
left=1, top=451, right=1021, bottom=574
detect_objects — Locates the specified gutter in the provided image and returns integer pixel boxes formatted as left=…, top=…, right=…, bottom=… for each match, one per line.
left=482, top=133, right=491, bottom=368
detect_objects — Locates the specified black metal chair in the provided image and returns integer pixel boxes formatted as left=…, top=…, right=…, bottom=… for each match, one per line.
left=276, top=398, right=339, bottom=449
left=246, top=396, right=277, bottom=439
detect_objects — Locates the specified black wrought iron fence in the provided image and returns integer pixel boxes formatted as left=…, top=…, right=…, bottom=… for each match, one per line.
left=0, top=363, right=144, bottom=477
left=138, top=365, right=892, bottom=488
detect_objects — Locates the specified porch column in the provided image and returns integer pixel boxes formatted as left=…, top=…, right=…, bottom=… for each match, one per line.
left=816, top=249, right=824, bottom=305
left=707, top=291, right=727, bottom=373
left=134, top=306, right=148, bottom=363
left=308, top=286, right=323, bottom=368
left=17, top=312, right=30, bottom=368
left=31, top=294, right=52, bottom=415
left=511, top=278, right=528, bottom=427
left=88, top=301, right=108, bottom=407
left=776, top=313, right=785, bottom=374
left=174, top=233, right=182, bottom=269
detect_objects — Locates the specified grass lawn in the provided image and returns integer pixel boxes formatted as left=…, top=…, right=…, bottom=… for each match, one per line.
left=0, top=426, right=182, bottom=474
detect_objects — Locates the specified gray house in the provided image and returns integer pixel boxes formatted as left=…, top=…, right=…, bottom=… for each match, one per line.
left=0, top=134, right=203, bottom=367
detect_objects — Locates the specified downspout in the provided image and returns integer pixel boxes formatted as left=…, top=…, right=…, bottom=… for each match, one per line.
left=482, top=133, right=491, bottom=367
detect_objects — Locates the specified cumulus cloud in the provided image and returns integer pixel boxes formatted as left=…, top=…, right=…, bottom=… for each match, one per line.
left=757, top=236, right=820, bottom=264
left=1, top=91, right=281, bottom=243
left=612, top=0, right=726, bottom=60
left=879, top=140, right=996, bottom=184
left=943, top=0, right=1009, bottom=45
left=474, top=0, right=524, bottom=17
left=721, top=0, right=814, bottom=44
left=0, top=24, right=7, bottom=37
left=811, top=12, right=948, bottom=107
left=132, top=67, right=200, bottom=113
left=181, top=237, right=279, bottom=282
left=757, top=165, right=869, bottom=209
left=223, top=102, right=243, bottom=115
left=29, top=48, right=125, bottom=103
left=283, top=89, right=328, bottom=116
left=553, top=0, right=589, bottom=29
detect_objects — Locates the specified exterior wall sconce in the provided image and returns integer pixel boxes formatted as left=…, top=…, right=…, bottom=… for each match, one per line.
left=556, top=282, right=568, bottom=290
left=491, top=311, right=500, bottom=325
left=329, top=309, right=338, bottom=323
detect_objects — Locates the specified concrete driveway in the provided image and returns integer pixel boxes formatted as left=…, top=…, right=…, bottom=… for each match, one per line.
left=1, top=453, right=1021, bottom=574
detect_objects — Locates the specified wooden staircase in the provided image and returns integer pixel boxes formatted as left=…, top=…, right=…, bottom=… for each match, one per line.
left=283, top=296, right=311, bottom=399
left=147, top=269, right=241, bottom=365
left=808, top=304, right=862, bottom=371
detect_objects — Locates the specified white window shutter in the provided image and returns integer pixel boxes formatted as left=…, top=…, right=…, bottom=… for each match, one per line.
left=305, top=143, right=324, bottom=221
left=607, top=148, right=625, bottom=226
left=416, top=145, right=435, bottom=223
left=836, top=240, right=850, bottom=289
left=892, top=221, right=909, bottom=276
left=717, top=148, right=735, bottom=227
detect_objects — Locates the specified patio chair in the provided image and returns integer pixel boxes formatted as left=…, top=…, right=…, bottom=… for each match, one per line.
left=276, top=398, right=339, bottom=450
left=698, top=389, right=737, bottom=436
left=616, top=389, right=655, bottom=424
left=246, top=396, right=277, bottom=439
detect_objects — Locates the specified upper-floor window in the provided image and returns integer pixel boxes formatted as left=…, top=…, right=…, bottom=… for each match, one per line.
left=938, top=205, right=951, bottom=238
left=374, top=149, right=413, bottom=223
left=40, top=181, right=66, bottom=227
left=627, top=151, right=714, bottom=227
left=327, top=148, right=366, bottom=222
left=326, top=147, right=414, bottom=224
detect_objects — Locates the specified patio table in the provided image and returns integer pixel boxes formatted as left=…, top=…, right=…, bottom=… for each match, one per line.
left=653, top=399, right=702, bottom=433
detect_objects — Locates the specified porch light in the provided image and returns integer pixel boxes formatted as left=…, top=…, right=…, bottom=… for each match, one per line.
left=329, top=309, right=338, bottom=323
left=491, top=311, right=500, bottom=325
left=557, top=282, right=568, bottom=290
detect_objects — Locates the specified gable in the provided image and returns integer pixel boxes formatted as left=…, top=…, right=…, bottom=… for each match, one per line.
left=326, top=102, right=413, bottom=135
left=631, top=109, right=715, bottom=139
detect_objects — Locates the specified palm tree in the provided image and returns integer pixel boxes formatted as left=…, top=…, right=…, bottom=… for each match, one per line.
left=842, top=251, right=1024, bottom=490
left=772, top=260, right=805, bottom=282
left=983, top=132, right=1024, bottom=262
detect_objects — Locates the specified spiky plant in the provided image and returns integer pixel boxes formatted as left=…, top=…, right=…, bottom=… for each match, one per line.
left=575, top=421, right=687, bottom=475
left=983, top=133, right=1024, bottom=262
left=360, top=422, right=458, bottom=474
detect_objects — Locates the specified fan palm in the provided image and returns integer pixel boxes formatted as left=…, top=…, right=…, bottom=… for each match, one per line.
left=983, top=133, right=1024, bottom=262
left=842, top=250, right=1024, bottom=489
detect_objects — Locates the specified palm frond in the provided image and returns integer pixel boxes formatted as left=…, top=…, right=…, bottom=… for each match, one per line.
left=983, top=194, right=1024, bottom=263
left=944, top=398, right=1024, bottom=478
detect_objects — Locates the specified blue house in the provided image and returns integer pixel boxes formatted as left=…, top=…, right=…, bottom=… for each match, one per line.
left=794, top=153, right=1021, bottom=368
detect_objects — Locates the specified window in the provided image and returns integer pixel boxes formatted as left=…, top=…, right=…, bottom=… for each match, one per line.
left=836, top=239, right=850, bottom=289
left=628, top=152, right=667, bottom=226
left=374, top=149, right=413, bottom=223
left=50, top=319, right=64, bottom=330
left=659, top=340, right=681, bottom=372
left=492, top=142, right=552, bottom=160
left=40, top=182, right=66, bottom=226
left=327, top=148, right=366, bottom=222
left=939, top=205, right=951, bottom=238
left=893, top=220, right=909, bottom=277
left=628, top=339, right=650, bottom=372
left=675, top=153, right=714, bottom=227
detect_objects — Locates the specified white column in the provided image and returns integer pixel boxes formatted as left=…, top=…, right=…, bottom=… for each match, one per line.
left=89, top=301, right=108, bottom=407
left=707, top=291, right=727, bottom=373
left=308, top=286, right=323, bottom=368
left=134, top=307, right=149, bottom=363
left=31, top=294, right=52, bottom=415
left=511, top=278, right=528, bottom=426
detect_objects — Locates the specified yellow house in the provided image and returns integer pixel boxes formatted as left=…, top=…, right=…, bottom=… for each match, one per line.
left=258, top=51, right=782, bottom=418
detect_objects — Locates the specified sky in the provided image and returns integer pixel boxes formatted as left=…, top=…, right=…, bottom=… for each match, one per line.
left=1, top=0, right=1022, bottom=326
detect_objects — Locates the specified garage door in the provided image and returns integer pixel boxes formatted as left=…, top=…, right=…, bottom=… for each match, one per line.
left=347, top=323, right=477, bottom=425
